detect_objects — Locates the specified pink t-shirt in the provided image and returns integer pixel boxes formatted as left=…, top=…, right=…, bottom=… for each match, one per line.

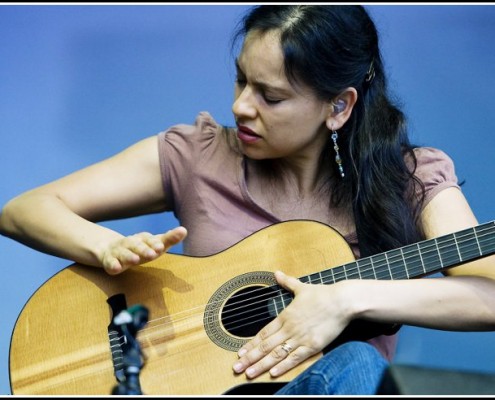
left=157, top=112, right=460, bottom=360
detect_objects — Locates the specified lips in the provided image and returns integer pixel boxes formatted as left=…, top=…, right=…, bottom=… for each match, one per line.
left=237, top=125, right=261, bottom=143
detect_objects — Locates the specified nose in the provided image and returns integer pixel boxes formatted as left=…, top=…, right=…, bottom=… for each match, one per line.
left=232, top=85, right=257, bottom=121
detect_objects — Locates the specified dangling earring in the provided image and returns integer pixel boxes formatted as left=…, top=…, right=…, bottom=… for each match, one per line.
left=331, top=130, right=345, bottom=178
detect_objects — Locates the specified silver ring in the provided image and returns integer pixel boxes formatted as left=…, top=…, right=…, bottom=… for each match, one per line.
left=280, top=342, right=293, bottom=355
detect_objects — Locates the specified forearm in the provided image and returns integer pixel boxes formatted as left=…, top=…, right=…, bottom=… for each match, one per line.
left=0, top=192, right=123, bottom=267
left=347, top=274, right=495, bottom=331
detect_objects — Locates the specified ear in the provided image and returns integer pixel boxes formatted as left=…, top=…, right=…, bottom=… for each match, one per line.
left=325, top=87, right=358, bottom=131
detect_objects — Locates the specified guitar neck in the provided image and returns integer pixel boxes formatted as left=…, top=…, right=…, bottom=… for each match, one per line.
left=271, top=222, right=495, bottom=313
left=304, top=221, right=495, bottom=285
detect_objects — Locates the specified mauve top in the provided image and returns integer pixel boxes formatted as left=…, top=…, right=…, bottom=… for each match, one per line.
left=157, top=111, right=460, bottom=360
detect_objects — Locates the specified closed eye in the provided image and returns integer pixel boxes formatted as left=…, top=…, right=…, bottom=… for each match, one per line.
left=262, top=95, right=282, bottom=105
left=235, top=75, right=247, bottom=87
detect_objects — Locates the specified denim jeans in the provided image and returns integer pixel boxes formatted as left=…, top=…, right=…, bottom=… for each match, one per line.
left=275, top=341, right=389, bottom=395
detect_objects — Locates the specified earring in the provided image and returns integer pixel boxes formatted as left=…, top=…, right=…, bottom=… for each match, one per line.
left=331, top=99, right=346, bottom=113
left=331, top=130, right=345, bottom=178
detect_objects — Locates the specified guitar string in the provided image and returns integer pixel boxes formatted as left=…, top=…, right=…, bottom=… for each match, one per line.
left=24, top=225, right=494, bottom=392
left=219, top=224, right=495, bottom=332
left=139, top=225, right=495, bottom=334
left=138, top=224, right=495, bottom=337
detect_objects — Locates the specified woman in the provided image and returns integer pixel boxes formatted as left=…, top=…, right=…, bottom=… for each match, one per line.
left=1, top=5, right=495, bottom=395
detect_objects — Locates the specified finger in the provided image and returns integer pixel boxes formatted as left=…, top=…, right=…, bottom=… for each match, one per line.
left=103, top=228, right=188, bottom=275
left=122, top=234, right=158, bottom=260
left=274, top=270, right=303, bottom=293
left=237, top=315, right=283, bottom=357
left=134, top=231, right=167, bottom=253
left=238, top=340, right=297, bottom=379
left=157, top=226, right=188, bottom=251
left=233, top=324, right=284, bottom=375
left=103, top=256, right=124, bottom=275
left=131, top=228, right=187, bottom=259
left=142, top=233, right=167, bottom=253
left=245, top=341, right=318, bottom=379
left=269, top=345, right=313, bottom=377
left=103, top=247, right=139, bottom=275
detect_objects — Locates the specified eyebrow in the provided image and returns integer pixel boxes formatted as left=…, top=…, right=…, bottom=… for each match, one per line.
left=235, top=59, right=291, bottom=96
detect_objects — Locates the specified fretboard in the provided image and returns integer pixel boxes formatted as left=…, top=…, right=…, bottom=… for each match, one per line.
left=301, top=221, right=495, bottom=285
left=268, top=222, right=495, bottom=318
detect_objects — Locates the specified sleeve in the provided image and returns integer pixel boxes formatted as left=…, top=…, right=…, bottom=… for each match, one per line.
left=413, top=147, right=461, bottom=210
left=156, top=112, right=219, bottom=212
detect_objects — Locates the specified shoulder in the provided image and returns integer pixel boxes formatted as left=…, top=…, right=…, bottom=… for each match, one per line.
left=411, top=146, right=461, bottom=206
left=412, top=147, right=457, bottom=182
left=157, top=111, right=239, bottom=156
left=158, top=111, right=241, bottom=156
left=158, top=112, right=220, bottom=145
left=413, top=146, right=454, bottom=163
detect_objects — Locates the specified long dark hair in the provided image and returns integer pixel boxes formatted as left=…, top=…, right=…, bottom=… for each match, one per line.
left=232, top=5, right=425, bottom=257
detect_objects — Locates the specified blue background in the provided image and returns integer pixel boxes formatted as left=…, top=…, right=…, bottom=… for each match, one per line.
left=1, top=4, right=495, bottom=395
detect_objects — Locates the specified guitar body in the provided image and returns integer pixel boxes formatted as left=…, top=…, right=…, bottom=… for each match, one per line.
left=9, top=220, right=356, bottom=395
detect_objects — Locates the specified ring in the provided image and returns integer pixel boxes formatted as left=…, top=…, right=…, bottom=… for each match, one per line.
left=280, top=342, right=293, bottom=355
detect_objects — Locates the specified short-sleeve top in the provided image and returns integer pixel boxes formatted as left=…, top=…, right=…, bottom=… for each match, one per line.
left=157, top=111, right=460, bottom=361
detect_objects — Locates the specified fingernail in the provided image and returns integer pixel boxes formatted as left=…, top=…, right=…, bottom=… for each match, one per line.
left=233, top=362, right=243, bottom=373
left=238, top=348, right=247, bottom=357
left=146, top=249, right=156, bottom=257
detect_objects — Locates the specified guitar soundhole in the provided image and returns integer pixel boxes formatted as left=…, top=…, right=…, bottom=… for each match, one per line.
left=221, top=285, right=277, bottom=338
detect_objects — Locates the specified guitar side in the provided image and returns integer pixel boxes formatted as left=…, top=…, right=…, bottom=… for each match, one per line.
left=9, top=220, right=356, bottom=395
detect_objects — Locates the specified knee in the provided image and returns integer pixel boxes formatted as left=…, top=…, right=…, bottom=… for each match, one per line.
left=334, top=341, right=388, bottom=366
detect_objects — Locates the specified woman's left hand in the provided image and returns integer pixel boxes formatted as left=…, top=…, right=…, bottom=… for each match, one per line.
left=232, top=270, right=354, bottom=379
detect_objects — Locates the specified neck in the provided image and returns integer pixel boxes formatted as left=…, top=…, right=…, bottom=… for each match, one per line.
left=250, top=156, right=328, bottom=199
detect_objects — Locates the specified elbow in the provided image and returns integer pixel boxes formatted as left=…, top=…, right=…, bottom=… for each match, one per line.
left=0, top=193, right=33, bottom=238
left=0, top=198, right=19, bottom=237
left=482, top=313, right=495, bottom=331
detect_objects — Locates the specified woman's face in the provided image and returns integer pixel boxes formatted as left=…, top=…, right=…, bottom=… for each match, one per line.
left=232, top=30, right=332, bottom=164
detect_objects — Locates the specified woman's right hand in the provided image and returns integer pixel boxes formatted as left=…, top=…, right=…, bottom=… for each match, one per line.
left=99, top=226, right=187, bottom=275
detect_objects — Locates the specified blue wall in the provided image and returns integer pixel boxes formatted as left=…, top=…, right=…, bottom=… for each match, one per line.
left=1, top=4, right=495, bottom=395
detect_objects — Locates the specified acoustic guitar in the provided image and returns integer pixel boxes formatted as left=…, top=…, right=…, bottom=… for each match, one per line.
left=9, top=220, right=495, bottom=395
